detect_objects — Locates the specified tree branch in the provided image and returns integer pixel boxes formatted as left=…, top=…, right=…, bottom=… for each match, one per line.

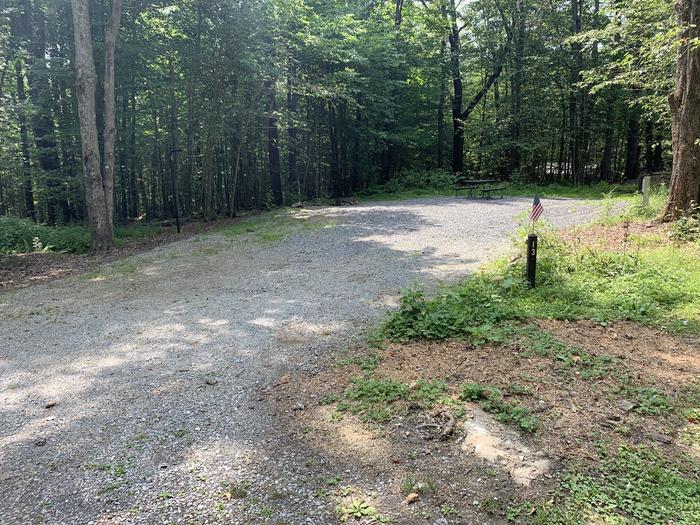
left=460, top=37, right=512, bottom=121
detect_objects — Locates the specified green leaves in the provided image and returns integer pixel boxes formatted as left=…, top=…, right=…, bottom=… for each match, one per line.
left=384, top=232, right=700, bottom=344
left=512, top=446, right=700, bottom=524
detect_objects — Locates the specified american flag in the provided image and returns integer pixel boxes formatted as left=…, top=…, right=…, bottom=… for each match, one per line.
left=530, top=195, right=544, bottom=222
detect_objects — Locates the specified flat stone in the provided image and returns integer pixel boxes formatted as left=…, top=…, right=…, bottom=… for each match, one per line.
left=649, top=431, right=673, bottom=444
left=461, top=408, right=551, bottom=487
left=619, top=399, right=636, bottom=412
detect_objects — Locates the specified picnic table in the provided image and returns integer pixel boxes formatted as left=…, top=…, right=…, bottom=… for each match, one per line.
left=454, top=179, right=507, bottom=199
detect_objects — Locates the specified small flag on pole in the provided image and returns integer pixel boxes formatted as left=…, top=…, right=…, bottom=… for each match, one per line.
left=530, top=195, right=544, bottom=222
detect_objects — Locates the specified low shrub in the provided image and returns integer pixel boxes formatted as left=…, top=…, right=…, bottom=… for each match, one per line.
left=357, top=168, right=454, bottom=198
left=0, top=217, right=164, bottom=254
left=669, top=207, right=700, bottom=244
left=384, top=239, right=700, bottom=343
left=508, top=446, right=700, bottom=524
left=0, top=217, right=90, bottom=254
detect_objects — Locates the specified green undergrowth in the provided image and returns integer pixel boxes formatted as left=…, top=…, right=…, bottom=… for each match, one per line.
left=335, top=377, right=458, bottom=423
left=384, top=234, right=700, bottom=343
left=508, top=181, right=638, bottom=201
left=330, top=373, right=539, bottom=432
left=214, top=210, right=336, bottom=243
left=516, top=327, right=616, bottom=380
left=460, top=383, right=538, bottom=432
left=0, top=216, right=163, bottom=254
left=508, top=446, right=700, bottom=525
left=355, top=168, right=643, bottom=203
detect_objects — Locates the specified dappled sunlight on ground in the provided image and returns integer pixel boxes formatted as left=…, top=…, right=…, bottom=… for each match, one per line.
left=0, top=196, right=605, bottom=524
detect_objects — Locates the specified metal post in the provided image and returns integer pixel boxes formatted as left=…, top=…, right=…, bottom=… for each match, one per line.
left=526, top=234, right=537, bottom=288
left=170, top=148, right=182, bottom=233
left=642, top=175, right=650, bottom=208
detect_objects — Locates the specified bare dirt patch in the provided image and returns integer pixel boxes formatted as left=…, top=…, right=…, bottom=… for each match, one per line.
left=559, top=220, right=670, bottom=252
left=271, top=320, right=700, bottom=522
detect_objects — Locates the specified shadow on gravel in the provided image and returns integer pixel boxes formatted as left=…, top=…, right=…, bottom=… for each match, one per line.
left=0, top=200, right=538, bottom=524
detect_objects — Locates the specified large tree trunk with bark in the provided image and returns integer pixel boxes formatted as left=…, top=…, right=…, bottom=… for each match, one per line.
left=287, top=62, right=299, bottom=199
left=102, top=0, right=122, bottom=236
left=510, top=0, right=525, bottom=175
left=15, top=60, right=35, bottom=221
left=266, top=78, right=283, bottom=206
left=448, top=0, right=464, bottom=180
left=663, top=0, right=700, bottom=220
left=71, top=0, right=112, bottom=251
left=24, top=0, right=63, bottom=225
left=447, top=0, right=510, bottom=181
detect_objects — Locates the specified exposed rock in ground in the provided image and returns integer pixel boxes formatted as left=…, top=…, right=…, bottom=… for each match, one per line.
left=461, top=408, right=551, bottom=487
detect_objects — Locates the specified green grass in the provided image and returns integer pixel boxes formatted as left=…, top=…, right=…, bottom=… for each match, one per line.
left=459, top=383, right=538, bottom=433
left=508, top=446, right=700, bottom=524
left=507, top=181, right=638, bottom=200
left=214, top=210, right=336, bottom=243
left=335, top=377, right=458, bottom=423
left=376, top=189, right=699, bottom=524
left=384, top=236, right=700, bottom=344
left=356, top=182, right=638, bottom=203
left=517, top=327, right=616, bottom=380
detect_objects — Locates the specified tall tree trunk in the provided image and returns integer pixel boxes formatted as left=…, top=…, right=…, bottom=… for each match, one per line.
left=394, top=0, right=404, bottom=27
left=266, top=78, right=283, bottom=206
left=663, top=0, right=700, bottom=219
left=129, top=80, right=138, bottom=217
left=448, top=0, right=464, bottom=180
left=569, top=0, right=583, bottom=185
left=119, top=93, right=128, bottom=219
left=24, top=0, right=62, bottom=225
left=511, top=0, right=525, bottom=175
left=15, top=60, right=35, bottom=221
left=168, top=59, right=179, bottom=219
left=71, top=0, right=111, bottom=251
left=437, top=28, right=447, bottom=169
left=102, top=0, right=122, bottom=236
left=287, top=61, right=299, bottom=199
left=448, top=0, right=510, bottom=181
left=623, top=105, right=641, bottom=182
left=329, top=103, right=342, bottom=198
left=202, top=70, right=222, bottom=220
left=599, top=95, right=615, bottom=181
left=184, top=3, right=202, bottom=217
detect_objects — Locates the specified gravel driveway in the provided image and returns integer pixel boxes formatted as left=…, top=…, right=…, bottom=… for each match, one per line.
left=0, top=197, right=602, bottom=525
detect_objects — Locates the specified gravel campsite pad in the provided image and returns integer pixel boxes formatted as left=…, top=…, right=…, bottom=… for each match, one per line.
left=1, top=197, right=605, bottom=524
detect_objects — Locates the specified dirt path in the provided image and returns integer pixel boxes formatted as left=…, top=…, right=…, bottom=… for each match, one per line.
left=0, top=197, right=603, bottom=525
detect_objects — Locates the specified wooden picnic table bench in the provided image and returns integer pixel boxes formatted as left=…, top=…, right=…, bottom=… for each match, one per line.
left=480, top=185, right=507, bottom=199
left=454, top=179, right=503, bottom=199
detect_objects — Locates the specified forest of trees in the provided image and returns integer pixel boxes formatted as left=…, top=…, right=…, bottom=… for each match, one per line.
left=0, top=0, right=696, bottom=248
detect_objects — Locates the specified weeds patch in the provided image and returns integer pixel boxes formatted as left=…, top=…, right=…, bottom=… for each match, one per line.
left=0, top=217, right=163, bottom=254
left=384, top=237, right=700, bottom=344
left=459, top=383, right=538, bottom=433
left=516, top=327, right=616, bottom=380
left=508, top=446, right=700, bottom=524
left=215, top=210, right=336, bottom=244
